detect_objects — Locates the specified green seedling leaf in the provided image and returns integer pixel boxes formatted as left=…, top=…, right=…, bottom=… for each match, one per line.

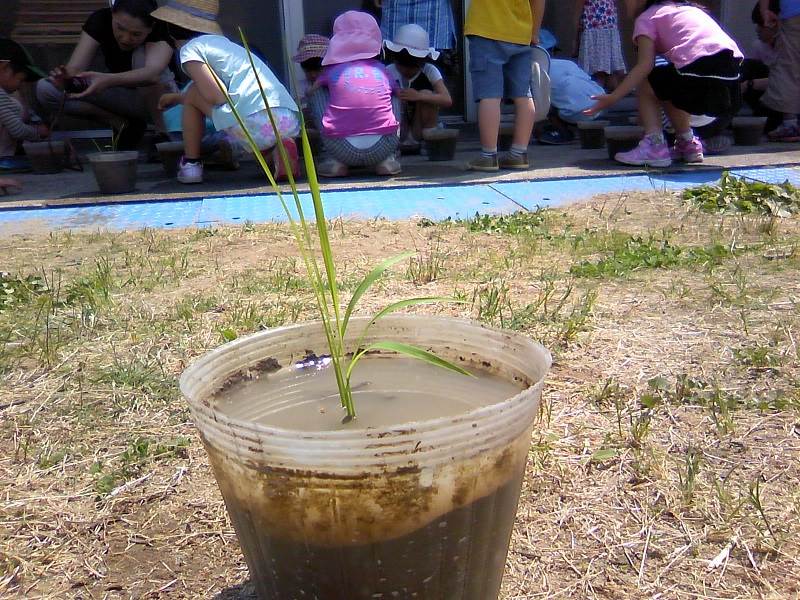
left=346, top=341, right=474, bottom=383
left=342, top=252, right=414, bottom=334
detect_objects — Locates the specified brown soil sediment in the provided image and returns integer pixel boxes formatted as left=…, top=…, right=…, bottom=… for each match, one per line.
left=206, top=437, right=530, bottom=599
left=203, top=425, right=532, bottom=548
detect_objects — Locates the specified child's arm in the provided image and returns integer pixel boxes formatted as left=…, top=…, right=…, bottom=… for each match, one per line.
left=530, top=0, right=546, bottom=45
left=183, top=61, right=228, bottom=106
left=583, top=36, right=655, bottom=115
left=0, top=94, right=47, bottom=142
left=72, top=41, right=173, bottom=99
left=397, top=79, right=453, bottom=108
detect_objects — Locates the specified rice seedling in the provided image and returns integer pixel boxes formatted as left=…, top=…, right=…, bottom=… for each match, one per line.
left=206, top=32, right=470, bottom=421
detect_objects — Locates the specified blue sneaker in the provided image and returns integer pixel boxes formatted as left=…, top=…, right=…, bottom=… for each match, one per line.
left=0, top=156, right=31, bottom=173
left=537, top=128, right=574, bottom=145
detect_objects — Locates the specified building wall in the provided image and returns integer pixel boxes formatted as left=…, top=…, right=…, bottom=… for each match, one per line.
left=218, top=0, right=287, bottom=81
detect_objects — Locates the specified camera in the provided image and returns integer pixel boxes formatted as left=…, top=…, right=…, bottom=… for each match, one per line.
left=64, top=77, right=89, bottom=94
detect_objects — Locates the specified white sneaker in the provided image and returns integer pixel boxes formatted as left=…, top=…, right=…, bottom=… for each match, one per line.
left=177, top=157, right=203, bottom=184
left=375, top=155, right=402, bottom=176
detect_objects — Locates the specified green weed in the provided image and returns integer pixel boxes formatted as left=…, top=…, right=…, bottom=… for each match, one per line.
left=734, top=344, right=784, bottom=369
left=684, top=171, right=800, bottom=216
left=677, top=445, right=702, bottom=506
left=472, top=280, right=511, bottom=326
left=406, top=244, right=448, bottom=285
left=97, top=354, right=177, bottom=404
left=570, top=236, right=733, bottom=278
left=746, top=478, right=778, bottom=543
left=93, top=436, right=188, bottom=497
left=463, top=210, right=550, bottom=236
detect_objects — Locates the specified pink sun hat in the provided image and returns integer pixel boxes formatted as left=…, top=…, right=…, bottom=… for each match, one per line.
left=321, top=10, right=382, bottom=66
left=293, top=34, right=330, bottom=63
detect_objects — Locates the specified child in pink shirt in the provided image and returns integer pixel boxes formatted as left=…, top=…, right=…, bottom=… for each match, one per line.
left=307, top=11, right=401, bottom=178
left=586, top=0, right=742, bottom=167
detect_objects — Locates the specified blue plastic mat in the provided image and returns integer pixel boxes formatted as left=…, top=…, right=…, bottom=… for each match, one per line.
left=2, top=165, right=797, bottom=232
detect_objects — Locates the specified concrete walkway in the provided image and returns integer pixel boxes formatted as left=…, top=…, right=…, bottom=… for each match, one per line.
left=2, top=133, right=799, bottom=211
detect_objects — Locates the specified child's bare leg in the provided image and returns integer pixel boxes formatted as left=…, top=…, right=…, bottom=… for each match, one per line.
left=512, top=96, right=535, bottom=148
left=412, top=91, right=440, bottom=140
left=478, top=98, right=502, bottom=149
left=140, top=82, right=175, bottom=134
left=637, top=79, right=664, bottom=136
left=663, top=101, right=692, bottom=135
left=182, top=85, right=214, bottom=159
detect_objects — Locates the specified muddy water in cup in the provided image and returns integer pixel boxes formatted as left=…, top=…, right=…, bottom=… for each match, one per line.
left=215, top=356, right=522, bottom=430
left=208, top=356, right=531, bottom=599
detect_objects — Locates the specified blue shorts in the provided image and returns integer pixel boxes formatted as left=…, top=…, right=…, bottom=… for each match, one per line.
left=468, top=35, right=533, bottom=100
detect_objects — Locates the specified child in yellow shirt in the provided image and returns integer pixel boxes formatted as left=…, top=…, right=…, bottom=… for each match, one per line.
left=465, top=0, right=545, bottom=171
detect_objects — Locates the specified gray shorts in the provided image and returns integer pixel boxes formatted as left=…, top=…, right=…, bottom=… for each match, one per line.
left=467, top=35, right=533, bottom=100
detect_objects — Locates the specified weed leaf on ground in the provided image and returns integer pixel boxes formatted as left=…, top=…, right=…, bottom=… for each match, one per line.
left=684, top=171, right=800, bottom=217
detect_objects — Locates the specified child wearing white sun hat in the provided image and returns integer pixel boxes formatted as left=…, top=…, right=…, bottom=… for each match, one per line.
left=384, top=24, right=453, bottom=153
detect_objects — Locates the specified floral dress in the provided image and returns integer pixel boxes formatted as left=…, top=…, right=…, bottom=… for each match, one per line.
left=578, top=0, right=627, bottom=76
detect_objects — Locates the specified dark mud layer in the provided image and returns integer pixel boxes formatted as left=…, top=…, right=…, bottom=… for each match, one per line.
left=226, top=469, right=526, bottom=600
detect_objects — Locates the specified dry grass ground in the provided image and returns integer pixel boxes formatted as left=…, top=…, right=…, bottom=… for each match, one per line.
left=1, top=186, right=799, bottom=599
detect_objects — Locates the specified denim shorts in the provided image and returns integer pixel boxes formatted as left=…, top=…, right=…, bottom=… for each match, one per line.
left=467, top=35, right=533, bottom=100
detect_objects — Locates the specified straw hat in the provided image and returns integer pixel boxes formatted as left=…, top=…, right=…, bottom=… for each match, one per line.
left=384, top=24, right=439, bottom=61
left=293, top=34, right=330, bottom=63
left=151, top=0, right=223, bottom=35
left=322, top=11, right=382, bottom=66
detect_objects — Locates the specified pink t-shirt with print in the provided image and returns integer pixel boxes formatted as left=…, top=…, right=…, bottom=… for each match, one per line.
left=633, top=4, right=742, bottom=69
left=317, top=59, right=398, bottom=138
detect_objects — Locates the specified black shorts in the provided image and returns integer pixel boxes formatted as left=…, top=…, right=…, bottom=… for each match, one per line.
left=648, top=50, right=742, bottom=117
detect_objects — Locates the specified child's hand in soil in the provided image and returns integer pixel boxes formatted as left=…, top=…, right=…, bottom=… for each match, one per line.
left=36, top=124, right=50, bottom=139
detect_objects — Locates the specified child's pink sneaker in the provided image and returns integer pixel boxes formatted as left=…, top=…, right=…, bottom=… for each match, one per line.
left=671, top=136, right=704, bottom=163
left=615, top=136, right=671, bottom=168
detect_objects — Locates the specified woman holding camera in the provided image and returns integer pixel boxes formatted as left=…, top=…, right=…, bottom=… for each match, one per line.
left=35, top=0, right=177, bottom=150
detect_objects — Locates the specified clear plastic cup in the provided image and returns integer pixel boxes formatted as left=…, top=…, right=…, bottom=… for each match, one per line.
left=181, top=315, right=551, bottom=600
